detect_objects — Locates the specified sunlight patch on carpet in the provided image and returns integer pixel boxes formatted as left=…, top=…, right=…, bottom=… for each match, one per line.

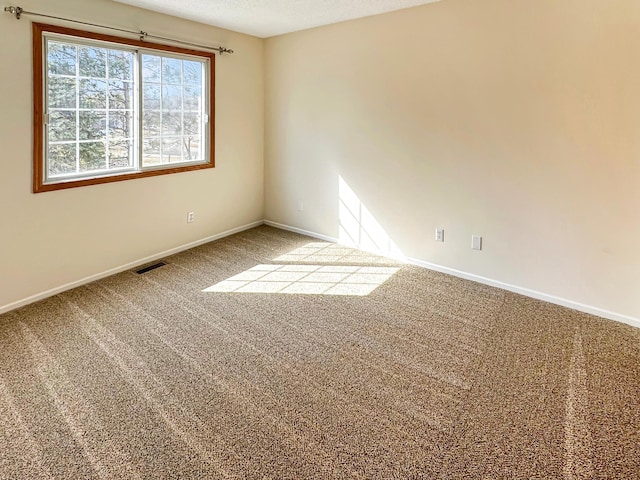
left=273, top=242, right=394, bottom=265
left=203, top=264, right=400, bottom=296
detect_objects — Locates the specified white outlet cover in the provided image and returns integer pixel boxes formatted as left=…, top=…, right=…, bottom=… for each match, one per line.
left=435, top=228, right=444, bottom=242
left=471, top=235, right=482, bottom=250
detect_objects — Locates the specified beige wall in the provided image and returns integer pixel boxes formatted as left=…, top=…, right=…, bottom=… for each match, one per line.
left=0, top=0, right=264, bottom=310
left=265, top=0, right=640, bottom=320
left=2, top=0, right=638, bottom=323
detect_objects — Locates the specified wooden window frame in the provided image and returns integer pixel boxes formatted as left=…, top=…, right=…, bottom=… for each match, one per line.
left=33, top=22, right=215, bottom=193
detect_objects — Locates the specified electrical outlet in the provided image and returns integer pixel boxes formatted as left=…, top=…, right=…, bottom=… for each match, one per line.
left=471, top=235, right=482, bottom=250
left=187, top=212, right=195, bottom=223
left=297, top=200, right=304, bottom=212
left=435, top=228, right=444, bottom=242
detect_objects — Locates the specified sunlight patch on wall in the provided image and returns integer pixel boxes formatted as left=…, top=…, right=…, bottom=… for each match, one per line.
left=203, top=264, right=399, bottom=296
left=338, top=176, right=403, bottom=257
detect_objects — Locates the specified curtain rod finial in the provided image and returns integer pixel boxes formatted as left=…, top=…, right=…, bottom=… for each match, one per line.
left=4, top=6, right=23, bottom=19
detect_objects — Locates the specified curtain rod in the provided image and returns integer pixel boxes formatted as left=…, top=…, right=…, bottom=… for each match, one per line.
left=3, top=5, right=234, bottom=55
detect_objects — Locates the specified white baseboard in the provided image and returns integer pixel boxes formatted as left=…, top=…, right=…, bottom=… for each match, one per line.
left=404, top=258, right=640, bottom=329
left=264, top=220, right=339, bottom=244
left=0, top=220, right=264, bottom=315
left=264, top=220, right=640, bottom=329
left=4, top=218, right=639, bottom=330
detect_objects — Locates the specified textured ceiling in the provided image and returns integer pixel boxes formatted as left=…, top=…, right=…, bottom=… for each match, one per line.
left=111, top=0, right=442, bottom=38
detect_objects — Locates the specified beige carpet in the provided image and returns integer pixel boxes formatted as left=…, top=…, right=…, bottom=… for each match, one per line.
left=1, top=225, right=638, bottom=479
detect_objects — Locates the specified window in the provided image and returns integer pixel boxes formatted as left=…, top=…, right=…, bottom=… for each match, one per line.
left=33, top=23, right=215, bottom=192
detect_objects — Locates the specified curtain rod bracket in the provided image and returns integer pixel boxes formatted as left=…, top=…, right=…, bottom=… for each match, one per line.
left=139, top=30, right=148, bottom=42
left=4, top=6, right=23, bottom=19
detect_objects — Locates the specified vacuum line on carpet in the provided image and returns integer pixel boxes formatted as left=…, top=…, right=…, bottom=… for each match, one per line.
left=563, top=331, right=594, bottom=480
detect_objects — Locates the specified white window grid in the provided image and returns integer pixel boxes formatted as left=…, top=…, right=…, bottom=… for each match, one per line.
left=43, top=32, right=210, bottom=184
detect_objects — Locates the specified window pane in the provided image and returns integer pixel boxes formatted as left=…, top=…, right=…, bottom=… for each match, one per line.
left=142, top=138, right=161, bottom=166
left=183, top=113, right=200, bottom=136
left=143, top=111, right=160, bottom=137
left=162, top=112, right=182, bottom=136
left=108, top=50, right=134, bottom=80
left=162, top=85, right=182, bottom=110
left=49, top=111, right=76, bottom=142
left=79, top=111, right=106, bottom=140
left=79, top=142, right=106, bottom=171
left=109, top=111, right=133, bottom=139
left=142, top=55, right=161, bottom=82
left=183, top=60, right=202, bottom=86
left=182, top=135, right=201, bottom=161
left=48, top=143, right=76, bottom=175
left=48, top=42, right=76, bottom=75
left=162, top=137, right=181, bottom=163
left=162, top=57, right=182, bottom=84
left=143, top=84, right=161, bottom=110
left=109, top=140, right=134, bottom=168
left=141, top=55, right=207, bottom=168
left=78, top=46, right=107, bottom=78
left=79, top=78, right=107, bottom=109
left=49, top=77, right=76, bottom=109
left=183, top=85, right=201, bottom=111
left=109, top=81, right=133, bottom=110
